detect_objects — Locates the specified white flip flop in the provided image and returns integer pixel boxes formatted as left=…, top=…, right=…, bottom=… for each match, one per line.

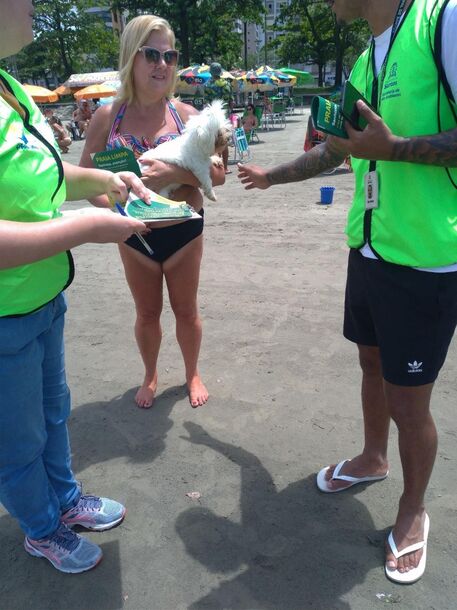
left=316, top=459, right=389, bottom=493
left=385, top=513, right=430, bottom=584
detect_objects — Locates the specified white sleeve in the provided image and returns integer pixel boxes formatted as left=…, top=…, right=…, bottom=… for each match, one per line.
left=442, top=0, right=457, bottom=100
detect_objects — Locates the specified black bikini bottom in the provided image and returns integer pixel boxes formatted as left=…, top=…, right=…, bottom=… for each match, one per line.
left=124, top=208, right=204, bottom=263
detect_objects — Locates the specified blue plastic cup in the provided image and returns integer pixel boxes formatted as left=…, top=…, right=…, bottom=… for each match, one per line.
left=320, top=186, right=335, bottom=204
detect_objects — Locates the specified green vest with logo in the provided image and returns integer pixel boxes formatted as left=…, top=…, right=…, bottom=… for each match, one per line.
left=347, top=0, right=457, bottom=267
left=0, top=70, right=73, bottom=317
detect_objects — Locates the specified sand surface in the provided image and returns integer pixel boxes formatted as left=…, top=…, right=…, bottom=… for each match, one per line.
left=1, top=110, right=456, bottom=610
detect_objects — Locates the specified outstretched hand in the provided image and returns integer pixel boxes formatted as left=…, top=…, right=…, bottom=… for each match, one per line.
left=237, top=163, right=271, bottom=190
left=344, top=100, right=400, bottom=161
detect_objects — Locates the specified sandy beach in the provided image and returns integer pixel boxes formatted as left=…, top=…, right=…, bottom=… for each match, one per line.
left=1, top=110, right=456, bottom=610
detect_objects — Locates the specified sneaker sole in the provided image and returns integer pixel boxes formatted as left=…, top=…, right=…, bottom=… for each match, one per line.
left=24, top=539, right=103, bottom=574
left=63, top=508, right=126, bottom=532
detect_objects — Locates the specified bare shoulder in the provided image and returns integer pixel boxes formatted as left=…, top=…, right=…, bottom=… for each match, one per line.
left=172, top=98, right=199, bottom=122
left=88, top=102, right=118, bottom=134
left=80, top=102, right=122, bottom=167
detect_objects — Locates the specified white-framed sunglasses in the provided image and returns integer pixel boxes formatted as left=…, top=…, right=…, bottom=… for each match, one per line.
left=138, top=46, right=179, bottom=66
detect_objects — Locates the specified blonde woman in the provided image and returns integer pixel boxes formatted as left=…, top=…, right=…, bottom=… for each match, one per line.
left=80, top=15, right=225, bottom=408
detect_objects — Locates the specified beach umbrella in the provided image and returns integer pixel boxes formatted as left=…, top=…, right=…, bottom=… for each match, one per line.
left=22, top=84, right=59, bottom=103
left=53, top=84, right=72, bottom=96
left=234, top=70, right=276, bottom=93
left=278, top=68, right=314, bottom=87
left=74, top=83, right=118, bottom=100
left=175, top=64, right=233, bottom=95
left=255, top=66, right=296, bottom=87
left=96, top=79, right=122, bottom=106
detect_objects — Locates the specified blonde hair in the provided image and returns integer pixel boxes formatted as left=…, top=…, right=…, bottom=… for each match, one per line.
left=117, top=15, right=177, bottom=105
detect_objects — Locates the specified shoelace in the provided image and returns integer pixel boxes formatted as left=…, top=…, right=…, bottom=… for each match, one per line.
left=74, top=495, right=103, bottom=512
left=44, top=524, right=79, bottom=552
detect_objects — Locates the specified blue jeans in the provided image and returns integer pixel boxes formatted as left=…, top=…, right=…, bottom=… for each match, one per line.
left=0, top=293, right=80, bottom=539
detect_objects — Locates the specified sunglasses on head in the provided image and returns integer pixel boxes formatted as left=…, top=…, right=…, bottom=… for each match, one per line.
left=138, top=46, right=179, bottom=66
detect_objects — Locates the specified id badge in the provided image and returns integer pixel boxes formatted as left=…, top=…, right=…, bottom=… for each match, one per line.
left=364, top=170, right=379, bottom=210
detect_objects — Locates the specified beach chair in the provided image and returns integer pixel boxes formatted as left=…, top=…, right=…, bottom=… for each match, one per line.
left=271, top=100, right=286, bottom=128
left=231, top=127, right=252, bottom=162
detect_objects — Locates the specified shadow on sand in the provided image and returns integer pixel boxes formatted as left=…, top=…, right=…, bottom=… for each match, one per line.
left=176, top=422, right=385, bottom=610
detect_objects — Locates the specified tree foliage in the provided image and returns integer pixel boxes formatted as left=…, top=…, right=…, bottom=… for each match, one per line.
left=273, top=0, right=370, bottom=86
left=112, top=0, right=265, bottom=67
left=1, top=0, right=119, bottom=84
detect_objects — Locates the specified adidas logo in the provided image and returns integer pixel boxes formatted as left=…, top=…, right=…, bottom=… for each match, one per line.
left=408, top=360, right=423, bottom=374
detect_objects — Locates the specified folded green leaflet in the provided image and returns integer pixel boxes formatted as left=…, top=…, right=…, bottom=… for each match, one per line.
left=311, top=96, right=348, bottom=139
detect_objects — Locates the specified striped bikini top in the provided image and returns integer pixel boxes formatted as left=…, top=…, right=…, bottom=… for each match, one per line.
left=106, top=99, right=185, bottom=158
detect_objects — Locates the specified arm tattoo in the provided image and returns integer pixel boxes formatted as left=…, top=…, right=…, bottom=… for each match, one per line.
left=391, top=128, right=457, bottom=167
left=266, top=140, right=346, bottom=186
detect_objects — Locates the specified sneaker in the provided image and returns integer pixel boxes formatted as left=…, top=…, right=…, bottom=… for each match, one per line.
left=24, top=522, right=102, bottom=574
left=61, top=495, right=126, bottom=531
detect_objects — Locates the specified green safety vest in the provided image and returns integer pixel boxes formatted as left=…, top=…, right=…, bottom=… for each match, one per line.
left=347, top=0, right=457, bottom=267
left=0, top=70, right=72, bottom=317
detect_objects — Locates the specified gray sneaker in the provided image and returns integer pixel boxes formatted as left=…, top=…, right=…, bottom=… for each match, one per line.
left=24, top=522, right=102, bottom=574
left=61, top=495, right=126, bottom=531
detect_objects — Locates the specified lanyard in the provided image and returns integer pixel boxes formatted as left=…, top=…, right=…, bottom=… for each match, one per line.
left=370, top=0, right=409, bottom=112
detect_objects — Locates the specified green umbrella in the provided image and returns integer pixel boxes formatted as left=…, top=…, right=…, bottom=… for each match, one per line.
left=278, top=68, right=314, bottom=87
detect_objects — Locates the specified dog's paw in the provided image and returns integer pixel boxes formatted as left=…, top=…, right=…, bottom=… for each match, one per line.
left=205, top=189, right=217, bottom=202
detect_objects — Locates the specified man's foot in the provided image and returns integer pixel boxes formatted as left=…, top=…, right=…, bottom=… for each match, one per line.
left=24, top=522, right=102, bottom=574
left=188, top=375, right=208, bottom=408
left=61, top=495, right=126, bottom=531
left=317, top=455, right=389, bottom=492
left=135, top=373, right=158, bottom=408
left=385, top=510, right=429, bottom=583
left=225, top=169, right=232, bottom=174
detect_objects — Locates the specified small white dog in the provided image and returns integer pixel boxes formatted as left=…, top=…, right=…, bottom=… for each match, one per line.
left=138, top=99, right=231, bottom=201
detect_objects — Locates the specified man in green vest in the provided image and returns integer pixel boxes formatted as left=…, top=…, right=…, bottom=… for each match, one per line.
left=238, top=0, right=457, bottom=584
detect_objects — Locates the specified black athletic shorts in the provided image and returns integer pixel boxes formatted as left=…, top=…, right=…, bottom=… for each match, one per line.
left=343, top=249, right=457, bottom=386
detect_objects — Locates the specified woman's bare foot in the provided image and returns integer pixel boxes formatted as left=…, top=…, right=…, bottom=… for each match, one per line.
left=385, top=506, right=427, bottom=574
left=187, top=375, right=208, bottom=408
left=324, top=454, right=388, bottom=491
left=135, top=373, right=158, bottom=409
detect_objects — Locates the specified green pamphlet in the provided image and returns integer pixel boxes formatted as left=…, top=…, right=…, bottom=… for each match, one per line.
left=124, top=190, right=198, bottom=222
left=311, top=96, right=348, bottom=138
left=311, top=82, right=378, bottom=139
left=92, top=147, right=142, bottom=177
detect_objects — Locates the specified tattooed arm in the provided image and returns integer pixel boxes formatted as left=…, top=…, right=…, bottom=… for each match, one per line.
left=237, top=137, right=347, bottom=190
left=390, top=129, right=457, bottom=166
left=345, top=101, right=457, bottom=167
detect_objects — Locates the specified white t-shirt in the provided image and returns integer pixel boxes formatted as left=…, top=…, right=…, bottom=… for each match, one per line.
left=362, top=0, right=457, bottom=272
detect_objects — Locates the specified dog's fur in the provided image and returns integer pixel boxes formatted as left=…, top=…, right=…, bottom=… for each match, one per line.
left=138, top=100, right=231, bottom=201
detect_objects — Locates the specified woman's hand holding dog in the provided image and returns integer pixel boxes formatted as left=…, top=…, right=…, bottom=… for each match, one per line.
left=138, top=158, right=176, bottom=193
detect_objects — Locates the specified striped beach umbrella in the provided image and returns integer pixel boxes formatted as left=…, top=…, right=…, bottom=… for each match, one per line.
left=234, top=70, right=277, bottom=93
left=175, top=64, right=233, bottom=94
left=255, top=66, right=297, bottom=88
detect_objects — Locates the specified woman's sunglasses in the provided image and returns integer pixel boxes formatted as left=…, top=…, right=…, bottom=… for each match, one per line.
left=138, top=46, right=179, bottom=66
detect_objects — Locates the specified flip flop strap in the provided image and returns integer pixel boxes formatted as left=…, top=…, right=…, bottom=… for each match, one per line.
left=387, top=532, right=425, bottom=559
left=332, top=460, right=359, bottom=482
left=332, top=460, right=387, bottom=483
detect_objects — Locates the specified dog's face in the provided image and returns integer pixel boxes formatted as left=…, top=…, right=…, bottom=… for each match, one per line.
left=185, top=99, right=232, bottom=154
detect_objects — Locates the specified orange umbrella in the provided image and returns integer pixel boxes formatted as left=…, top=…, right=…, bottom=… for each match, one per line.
left=53, top=84, right=72, bottom=96
left=74, top=83, right=118, bottom=100
left=22, top=84, right=59, bottom=103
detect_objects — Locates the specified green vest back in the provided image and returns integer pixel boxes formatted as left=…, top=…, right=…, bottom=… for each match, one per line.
left=0, top=71, right=72, bottom=316
left=347, top=0, right=457, bottom=267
